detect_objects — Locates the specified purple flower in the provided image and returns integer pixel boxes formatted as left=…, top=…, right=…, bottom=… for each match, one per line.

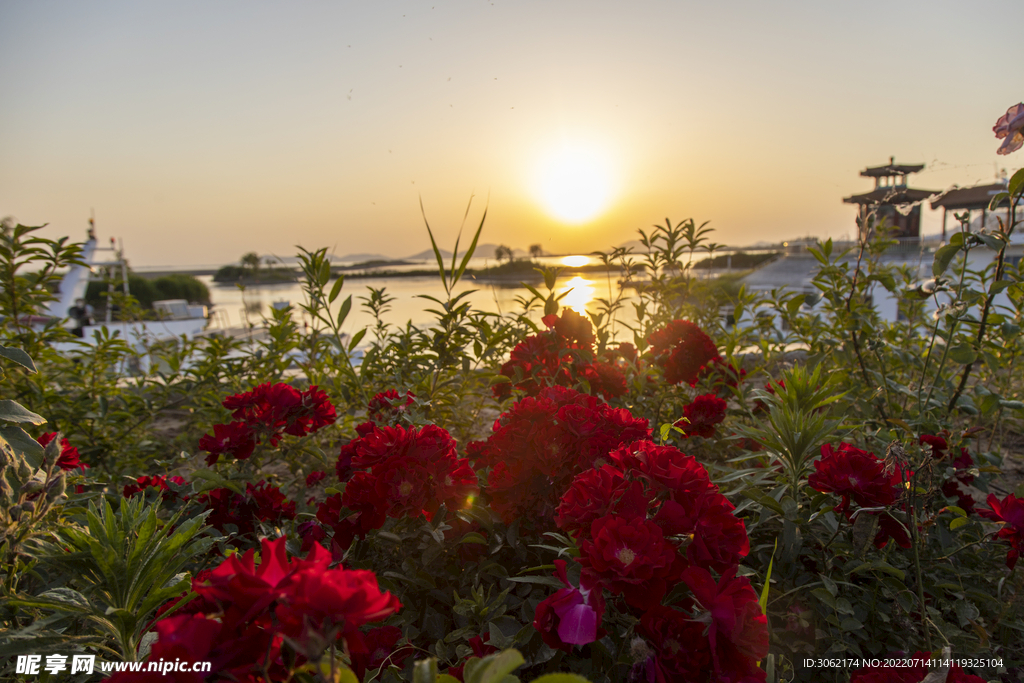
left=532, top=560, right=606, bottom=650
left=994, top=103, right=1024, bottom=156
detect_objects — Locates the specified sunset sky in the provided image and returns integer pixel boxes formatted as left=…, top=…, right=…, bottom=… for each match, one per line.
left=1, top=1, right=1020, bottom=266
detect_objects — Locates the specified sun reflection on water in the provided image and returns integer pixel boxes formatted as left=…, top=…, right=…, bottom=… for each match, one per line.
left=560, top=255, right=590, bottom=267
left=559, top=276, right=595, bottom=315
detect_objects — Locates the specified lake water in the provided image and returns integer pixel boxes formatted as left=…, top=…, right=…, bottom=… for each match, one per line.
left=200, top=255, right=640, bottom=342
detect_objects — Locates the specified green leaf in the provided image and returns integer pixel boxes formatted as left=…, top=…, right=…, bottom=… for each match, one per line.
left=0, top=400, right=46, bottom=425
left=741, top=488, right=785, bottom=515
left=932, top=243, right=961, bottom=277
left=0, top=425, right=45, bottom=467
left=954, top=599, right=980, bottom=626
left=991, top=279, right=1013, bottom=294
left=348, top=328, right=367, bottom=351
left=840, top=617, right=863, bottom=631
left=459, top=532, right=488, bottom=545
left=318, top=259, right=331, bottom=287
left=454, top=207, right=487, bottom=286
left=759, top=539, right=777, bottom=615
left=337, top=295, right=352, bottom=327
left=419, top=197, right=449, bottom=290
left=505, top=576, right=566, bottom=588
left=949, top=516, right=969, bottom=530
left=1009, top=167, right=1024, bottom=198
left=0, top=345, right=36, bottom=373
left=530, top=675, right=594, bottom=683
left=948, top=344, right=977, bottom=365
left=413, top=657, right=440, bottom=683
left=38, top=588, right=92, bottom=610
left=849, top=560, right=905, bottom=581
left=989, top=191, right=1011, bottom=210
left=465, top=649, right=524, bottom=683
left=328, top=275, right=345, bottom=304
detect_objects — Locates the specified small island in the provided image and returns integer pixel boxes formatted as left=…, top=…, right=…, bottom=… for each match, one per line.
left=213, top=253, right=298, bottom=284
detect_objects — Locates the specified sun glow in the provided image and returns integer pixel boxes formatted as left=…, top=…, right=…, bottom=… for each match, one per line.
left=559, top=276, right=595, bottom=315
left=561, top=255, right=590, bottom=267
left=534, top=142, right=616, bottom=224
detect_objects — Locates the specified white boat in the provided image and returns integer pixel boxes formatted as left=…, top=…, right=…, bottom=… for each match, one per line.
left=43, top=228, right=209, bottom=369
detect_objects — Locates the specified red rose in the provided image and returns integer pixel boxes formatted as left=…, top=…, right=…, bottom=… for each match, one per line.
left=579, top=515, right=680, bottom=610
left=352, top=625, right=413, bottom=675
left=472, top=386, right=648, bottom=526
left=918, top=433, right=949, bottom=458
left=367, top=389, right=415, bottom=424
left=556, top=465, right=649, bottom=535
left=198, top=421, right=256, bottom=465
left=200, top=481, right=296, bottom=536
left=37, top=432, right=87, bottom=471
left=636, top=605, right=714, bottom=683
left=648, top=320, right=720, bottom=386
left=808, top=442, right=897, bottom=518
left=543, top=308, right=596, bottom=346
left=850, top=651, right=985, bottom=683
left=675, top=394, right=727, bottom=438
left=980, top=493, right=1024, bottom=569
left=275, top=545, right=402, bottom=644
left=123, top=474, right=187, bottom=500
left=609, top=440, right=714, bottom=500
left=683, top=566, right=769, bottom=680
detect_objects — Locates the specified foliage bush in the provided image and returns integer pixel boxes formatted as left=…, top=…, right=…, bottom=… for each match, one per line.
left=2, top=174, right=1024, bottom=682
left=86, top=272, right=211, bottom=309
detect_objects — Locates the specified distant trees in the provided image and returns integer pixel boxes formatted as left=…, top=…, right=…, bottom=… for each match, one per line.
left=240, top=252, right=261, bottom=275
left=85, top=273, right=210, bottom=309
left=494, top=245, right=514, bottom=262
left=529, top=244, right=543, bottom=259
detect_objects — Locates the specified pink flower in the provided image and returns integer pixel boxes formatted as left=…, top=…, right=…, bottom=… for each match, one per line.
left=532, top=559, right=606, bottom=650
left=994, top=103, right=1024, bottom=155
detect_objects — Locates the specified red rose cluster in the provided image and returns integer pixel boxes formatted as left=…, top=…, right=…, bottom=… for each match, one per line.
left=849, top=651, right=985, bottom=683
left=674, top=393, right=727, bottom=438
left=199, top=383, right=336, bottom=465
left=109, top=537, right=401, bottom=682
left=494, top=309, right=626, bottom=400
left=648, top=320, right=720, bottom=386
left=980, top=493, right=1024, bottom=569
left=36, top=432, right=87, bottom=471
left=547, top=439, right=766, bottom=681
left=199, top=481, right=296, bottom=536
left=123, top=474, right=187, bottom=500
left=468, top=385, right=650, bottom=526
left=318, top=423, right=477, bottom=551
left=809, top=442, right=910, bottom=549
left=367, top=389, right=416, bottom=425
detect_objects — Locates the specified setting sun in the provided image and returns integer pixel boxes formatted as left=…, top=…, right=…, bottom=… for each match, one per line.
left=534, top=142, right=616, bottom=224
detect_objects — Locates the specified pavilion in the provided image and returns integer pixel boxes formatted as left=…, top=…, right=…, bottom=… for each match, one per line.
left=842, top=157, right=938, bottom=242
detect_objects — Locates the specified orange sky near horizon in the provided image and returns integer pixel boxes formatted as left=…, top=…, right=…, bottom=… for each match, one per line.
left=1, top=1, right=1020, bottom=266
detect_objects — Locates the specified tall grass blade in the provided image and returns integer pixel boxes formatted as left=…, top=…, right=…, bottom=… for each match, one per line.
left=419, top=196, right=448, bottom=292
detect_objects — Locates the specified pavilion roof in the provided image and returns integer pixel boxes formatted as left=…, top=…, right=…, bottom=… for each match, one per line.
left=930, top=183, right=1009, bottom=211
left=843, top=187, right=938, bottom=205
left=860, top=162, right=925, bottom=178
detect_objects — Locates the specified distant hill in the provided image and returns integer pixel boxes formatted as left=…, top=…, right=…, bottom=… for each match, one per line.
left=336, top=252, right=392, bottom=263
left=404, top=248, right=453, bottom=261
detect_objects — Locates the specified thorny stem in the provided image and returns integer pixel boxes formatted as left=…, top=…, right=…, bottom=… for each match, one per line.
left=908, top=474, right=933, bottom=651
left=844, top=219, right=887, bottom=422
left=948, top=193, right=1022, bottom=413
left=924, top=216, right=974, bottom=410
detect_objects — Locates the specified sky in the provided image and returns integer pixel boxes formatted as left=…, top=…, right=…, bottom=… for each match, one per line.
left=1, top=1, right=1021, bottom=266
